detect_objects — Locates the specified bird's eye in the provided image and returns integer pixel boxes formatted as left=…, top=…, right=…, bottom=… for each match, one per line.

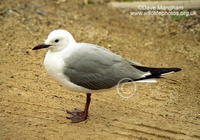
left=55, top=39, right=59, bottom=43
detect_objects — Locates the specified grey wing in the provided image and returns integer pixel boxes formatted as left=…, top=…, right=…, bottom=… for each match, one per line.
left=126, top=59, right=142, bottom=66
left=63, top=44, right=145, bottom=90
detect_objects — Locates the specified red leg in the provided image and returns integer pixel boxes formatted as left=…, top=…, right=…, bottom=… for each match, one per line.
left=67, top=93, right=91, bottom=123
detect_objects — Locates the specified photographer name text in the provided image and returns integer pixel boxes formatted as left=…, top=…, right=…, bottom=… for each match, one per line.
left=130, top=5, right=197, bottom=16
left=138, top=5, right=183, bottom=11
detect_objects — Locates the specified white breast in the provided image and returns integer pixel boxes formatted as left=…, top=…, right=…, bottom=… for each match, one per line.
left=44, top=50, right=96, bottom=93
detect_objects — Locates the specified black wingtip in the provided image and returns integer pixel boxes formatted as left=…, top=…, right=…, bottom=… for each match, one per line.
left=173, top=68, right=182, bottom=72
left=132, top=65, right=182, bottom=79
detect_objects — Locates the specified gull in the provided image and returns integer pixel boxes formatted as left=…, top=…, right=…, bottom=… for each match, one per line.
left=33, top=29, right=181, bottom=123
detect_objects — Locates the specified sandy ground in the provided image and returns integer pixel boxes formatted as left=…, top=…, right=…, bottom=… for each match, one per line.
left=0, top=0, right=200, bottom=139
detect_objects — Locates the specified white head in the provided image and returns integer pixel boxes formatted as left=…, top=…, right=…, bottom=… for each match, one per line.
left=33, top=29, right=76, bottom=52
